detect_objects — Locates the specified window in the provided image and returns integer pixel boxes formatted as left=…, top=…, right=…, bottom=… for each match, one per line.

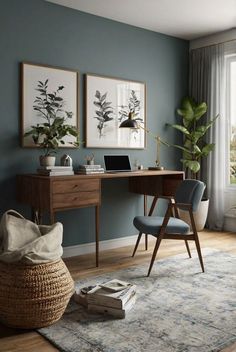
left=226, top=55, right=236, bottom=185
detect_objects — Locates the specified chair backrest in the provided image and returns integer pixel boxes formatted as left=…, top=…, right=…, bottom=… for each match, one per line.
left=175, top=179, right=206, bottom=212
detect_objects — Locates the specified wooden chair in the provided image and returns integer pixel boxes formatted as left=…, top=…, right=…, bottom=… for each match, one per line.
left=132, top=179, right=206, bottom=276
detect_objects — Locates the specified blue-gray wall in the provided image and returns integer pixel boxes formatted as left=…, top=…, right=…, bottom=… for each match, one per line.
left=0, top=0, right=189, bottom=246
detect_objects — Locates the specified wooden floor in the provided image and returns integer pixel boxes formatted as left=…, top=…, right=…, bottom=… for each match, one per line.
left=0, top=230, right=236, bottom=352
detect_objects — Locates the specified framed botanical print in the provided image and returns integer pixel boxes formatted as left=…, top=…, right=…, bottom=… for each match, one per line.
left=21, top=62, right=79, bottom=148
left=85, top=74, right=146, bottom=149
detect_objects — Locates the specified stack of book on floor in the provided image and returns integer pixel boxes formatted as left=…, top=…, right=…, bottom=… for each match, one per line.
left=37, top=166, right=74, bottom=176
left=75, top=164, right=104, bottom=174
left=74, top=279, right=136, bottom=318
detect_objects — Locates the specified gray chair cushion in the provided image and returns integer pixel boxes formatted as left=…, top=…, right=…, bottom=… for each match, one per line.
left=133, top=216, right=190, bottom=235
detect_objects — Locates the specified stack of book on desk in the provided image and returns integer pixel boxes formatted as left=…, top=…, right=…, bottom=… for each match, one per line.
left=74, top=279, right=136, bottom=319
left=37, top=166, right=74, bottom=176
left=76, top=164, right=104, bottom=174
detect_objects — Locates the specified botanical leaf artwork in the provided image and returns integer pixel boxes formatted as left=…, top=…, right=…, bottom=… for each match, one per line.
left=93, top=90, right=113, bottom=138
left=24, top=79, right=80, bottom=155
left=86, top=74, right=145, bottom=148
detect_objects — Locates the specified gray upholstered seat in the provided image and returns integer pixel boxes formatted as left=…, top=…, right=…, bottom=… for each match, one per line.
left=134, top=216, right=190, bottom=235
left=132, top=179, right=206, bottom=276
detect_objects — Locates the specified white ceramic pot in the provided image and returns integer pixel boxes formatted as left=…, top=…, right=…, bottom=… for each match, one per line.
left=39, top=155, right=56, bottom=167
left=179, top=198, right=209, bottom=232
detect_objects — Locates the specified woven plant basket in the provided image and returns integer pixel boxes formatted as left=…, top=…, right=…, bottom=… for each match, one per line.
left=0, top=258, right=74, bottom=329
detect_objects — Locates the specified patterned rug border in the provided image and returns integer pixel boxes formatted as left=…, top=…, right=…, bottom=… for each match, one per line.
left=38, top=248, right=236, bottom=352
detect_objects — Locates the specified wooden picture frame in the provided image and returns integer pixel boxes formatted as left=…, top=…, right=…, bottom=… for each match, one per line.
left=85, top=73, right=146, bottom=149
left=21, top=62, right=79, bottom=148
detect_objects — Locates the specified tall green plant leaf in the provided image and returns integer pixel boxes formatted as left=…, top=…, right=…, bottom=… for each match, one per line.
left=166, top=123, right=190, bottom=135
left=194, top=102, right=207, bottom=120
left=181, top=159, right=200, bottom=173
left=201, top=143, right=215, bottom=156
left=177, top=108, right=194, bottom=121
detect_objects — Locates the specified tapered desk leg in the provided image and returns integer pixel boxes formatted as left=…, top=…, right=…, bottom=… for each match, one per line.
left=31, top=208, right=43, bottom=224
left=144, top=195, right=148, bottom=250
left=50, top=211, right=55, bottom=225
left=31, top=207, right=37, bottom=223
left=95, top=205, right=100, bottom=267
left=38, top=211, right=43, bottom=225
left=144, top=196, right=159, bottom=251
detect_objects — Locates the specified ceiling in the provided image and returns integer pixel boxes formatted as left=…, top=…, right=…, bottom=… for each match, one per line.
left=46, top=0, right=236, bottom=40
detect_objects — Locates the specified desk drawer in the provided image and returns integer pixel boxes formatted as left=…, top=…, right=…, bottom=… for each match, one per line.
left=53, top=191, right=100, bottom=209
left=53, top=179, right=99, bottom=194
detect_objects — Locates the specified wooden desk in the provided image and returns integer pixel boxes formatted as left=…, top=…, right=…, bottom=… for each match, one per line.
left=16, top=170, right=184, bottom=266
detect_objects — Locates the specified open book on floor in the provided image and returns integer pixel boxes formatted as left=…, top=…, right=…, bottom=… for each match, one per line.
left=87, top=279, right=136, bottom=309
left=74, top=279, right=136, bottom=309
left=88, top=292, right=136, bottom=319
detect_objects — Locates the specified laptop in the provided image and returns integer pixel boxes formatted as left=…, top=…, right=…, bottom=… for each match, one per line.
left=104, top=155, right=132, bottom=173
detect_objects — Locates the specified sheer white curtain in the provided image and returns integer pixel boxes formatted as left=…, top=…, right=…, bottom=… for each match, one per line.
left=189, top=44, right=228, bottom=230
left=206, top=45, right=226, bottom=230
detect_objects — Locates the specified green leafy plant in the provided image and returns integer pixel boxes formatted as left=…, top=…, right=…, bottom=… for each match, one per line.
left=24, top=79, right=81, bottom=156
left=93, top=90, right=113, bottom=138
left=167, top=97, right=219, bottom=178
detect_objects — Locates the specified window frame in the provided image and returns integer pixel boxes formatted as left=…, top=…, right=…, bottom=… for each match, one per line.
left=225, top=54, right=236, bottom=188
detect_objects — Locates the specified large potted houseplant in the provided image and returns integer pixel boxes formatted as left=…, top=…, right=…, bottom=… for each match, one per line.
left=167, top=96, right=219, bottom=230
left=24, top=80, right=80, bottom=166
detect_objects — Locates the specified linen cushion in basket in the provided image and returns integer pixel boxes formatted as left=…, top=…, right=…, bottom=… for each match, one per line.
left=0, top=210, right=63, bottom=264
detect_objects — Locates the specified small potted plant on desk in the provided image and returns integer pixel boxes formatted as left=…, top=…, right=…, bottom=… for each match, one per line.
left=24, top=80, right=80, bottom=166
left=167, top=96, right=219, bottom=230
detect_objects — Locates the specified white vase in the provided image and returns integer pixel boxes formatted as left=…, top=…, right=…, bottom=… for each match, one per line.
left=179, top=199, right=209, bottom=232
left=39, top=155, right=56, bottom=167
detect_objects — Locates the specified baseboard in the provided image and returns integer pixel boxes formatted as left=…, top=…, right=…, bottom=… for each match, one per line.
left=62, top=234, right=142, bottom=258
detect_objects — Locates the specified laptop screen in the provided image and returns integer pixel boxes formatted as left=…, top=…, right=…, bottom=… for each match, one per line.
left=104, top=155, right=131, bottom=172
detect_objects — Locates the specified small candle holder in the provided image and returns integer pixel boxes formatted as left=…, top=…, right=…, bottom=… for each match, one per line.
left=85, top=153, right=95, bottom=165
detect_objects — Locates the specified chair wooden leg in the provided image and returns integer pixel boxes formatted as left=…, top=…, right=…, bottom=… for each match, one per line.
left=147, top=236, right=163, bottom=277
left=144, top=195, right=148, bottom=251
left=189, top=210, right=205, bottom=273
left=185, top=240, right=191, bottom=258
left=194, top=233, right=205, bottom=272
left=132, top=232, right=142, bottom=257
left=145, top=234, right=148, bottom=250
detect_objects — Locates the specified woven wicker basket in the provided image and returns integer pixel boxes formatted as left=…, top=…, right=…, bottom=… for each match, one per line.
left=0, top=258, right=74, bottom=329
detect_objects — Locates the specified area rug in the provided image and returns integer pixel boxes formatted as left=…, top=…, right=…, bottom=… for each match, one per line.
left=38, top=249, right=236, bottom=352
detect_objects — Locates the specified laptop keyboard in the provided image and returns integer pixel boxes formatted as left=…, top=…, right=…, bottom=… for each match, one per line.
left=105, top=170, right=132, bottom=173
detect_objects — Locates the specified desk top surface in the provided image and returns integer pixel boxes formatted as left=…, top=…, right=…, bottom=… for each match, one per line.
left=19, top=169, right=184, bottom=180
